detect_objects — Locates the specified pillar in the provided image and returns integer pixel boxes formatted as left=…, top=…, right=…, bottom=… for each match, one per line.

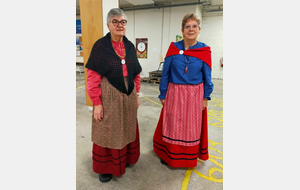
left=79, top=0, right=119, bottom=107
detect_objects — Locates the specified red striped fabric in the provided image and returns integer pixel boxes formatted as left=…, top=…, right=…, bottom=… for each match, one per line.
left=92, top=123, right=140, bottom=177
left=162, top=83, right=204, bottom=146
left=153, top=107, right=209, bottom=167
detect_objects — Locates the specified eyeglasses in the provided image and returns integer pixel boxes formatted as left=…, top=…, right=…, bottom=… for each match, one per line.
left=111, top=19, right=127, bottom=26
left=184, top=24, right=199, bottom=30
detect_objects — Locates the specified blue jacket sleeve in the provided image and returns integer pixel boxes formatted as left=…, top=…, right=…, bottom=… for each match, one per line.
left=202, top=63, right=214, bottom=100
left=158, top=56, right=172, bottom=99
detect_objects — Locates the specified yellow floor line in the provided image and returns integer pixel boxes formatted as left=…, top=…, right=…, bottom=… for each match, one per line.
left=181, top=168, right=193, bottom=190
left=209, top=158, right=223, bottom=169
left=209, top=155, right=223, bottom=160
left=76, top=85, right=85, bottom=89
left=151, top=88, right=160, bottom=93
left=208, top=140, right=223, bottom=147
left=193, top=168, right=223, bottom=183
left=197, top=158, right=204, bottom=164
left=142, top=97, right=162, bottom=107
left=208, top=147, right=223, bottom=155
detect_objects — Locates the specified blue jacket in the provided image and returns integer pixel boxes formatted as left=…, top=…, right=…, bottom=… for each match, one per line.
left=159, top=40, right=214, bottom=100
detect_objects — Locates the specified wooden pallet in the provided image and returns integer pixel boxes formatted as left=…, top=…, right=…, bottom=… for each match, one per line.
left=148, top=70, right=162, bottom=84
left=150, top=79, right=160, bottom=84
left=149, top=70, right=162, bottom=77
left=141, top=77, right=149, bottom=82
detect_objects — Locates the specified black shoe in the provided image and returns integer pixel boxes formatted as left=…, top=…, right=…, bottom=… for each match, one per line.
left=126, top=163, right=129, bottom=168
left=99, top=174, right=112, bottom=183
left=160, top=159, right=168, bottom=166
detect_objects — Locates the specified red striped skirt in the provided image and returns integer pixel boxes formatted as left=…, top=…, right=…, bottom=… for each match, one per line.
left=92, top=122, right=140, bottom=177
left=153, top=108, right=208, bottom=167
left=153, top=82, right=209, bottom=167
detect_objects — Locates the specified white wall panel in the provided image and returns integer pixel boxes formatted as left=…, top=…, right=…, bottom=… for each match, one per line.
left=102, top=0, right=119, bottom=35
left=125, top=9, right=164, bottom=77
left=124, top=5, right=223, bottom=79
left=201, top=15, right=223, bottom=79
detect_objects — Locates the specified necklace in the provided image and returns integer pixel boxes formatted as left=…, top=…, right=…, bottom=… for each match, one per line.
left=183, top=41, right=196, bottom=74
left=184, top=55, right=190, bottom=74
left=111, top=41, right=126, bottom=64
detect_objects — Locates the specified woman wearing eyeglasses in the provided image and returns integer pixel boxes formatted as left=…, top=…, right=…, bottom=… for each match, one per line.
left=153, top=13, right=214, bottom=168
left=85, top=8, right=142, bottom=183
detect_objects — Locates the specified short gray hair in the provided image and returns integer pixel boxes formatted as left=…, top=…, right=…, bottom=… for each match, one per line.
left=107, top=8, right=128, bottom=24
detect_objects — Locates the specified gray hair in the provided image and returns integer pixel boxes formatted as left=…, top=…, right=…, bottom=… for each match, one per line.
left=107, top=8, right=127, bottom=24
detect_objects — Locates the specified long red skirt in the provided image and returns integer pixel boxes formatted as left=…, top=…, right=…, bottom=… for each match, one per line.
left=153, top=107, right=209, bottom=168
left=92, top=123, right=140, bottom=177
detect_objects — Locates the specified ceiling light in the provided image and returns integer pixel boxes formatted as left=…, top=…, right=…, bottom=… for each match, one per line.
left=126, top=0, right=154, bottom=6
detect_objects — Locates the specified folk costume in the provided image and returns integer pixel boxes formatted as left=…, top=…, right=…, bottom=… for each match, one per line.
left=153, top=40, right=213, bottom=167
left=85, top=32, right=142, bottom=177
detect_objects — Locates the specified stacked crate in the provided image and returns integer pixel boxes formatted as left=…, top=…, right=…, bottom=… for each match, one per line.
left=147, top=70, right=162, bottom=84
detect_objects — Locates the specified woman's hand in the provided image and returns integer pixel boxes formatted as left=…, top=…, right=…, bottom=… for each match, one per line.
left=202, top=98, right=208, bottom=110
left=94, top=104, right=103, bottom=121
left=160, top=99, right=165, bottom=106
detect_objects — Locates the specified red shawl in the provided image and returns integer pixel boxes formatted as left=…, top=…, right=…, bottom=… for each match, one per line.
left=165, top=42, right=212, bottom=69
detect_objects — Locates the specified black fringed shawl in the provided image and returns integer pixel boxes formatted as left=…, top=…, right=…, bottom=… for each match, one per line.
left=85, top=32, right=142, bottom=95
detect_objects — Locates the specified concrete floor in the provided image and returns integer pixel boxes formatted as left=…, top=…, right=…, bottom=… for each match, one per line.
left=76, top=68, right=223, bottom=190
